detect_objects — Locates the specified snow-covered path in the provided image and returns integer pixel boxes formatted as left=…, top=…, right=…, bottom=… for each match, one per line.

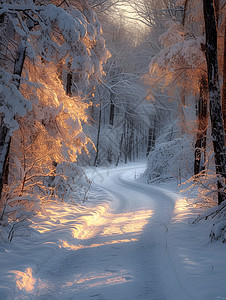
left=1, top=164, right=226, bottom=300
left=23, top=164, right=189, bottom=300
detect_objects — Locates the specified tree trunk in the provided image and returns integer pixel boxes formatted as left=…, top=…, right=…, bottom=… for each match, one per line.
left=66, top=73, right=72, bottom=96
left=107, top=92, right=115, bottom=164
left=0, top=126, right=11, bottom=198
left=222, top=21, right=226, bottom=143
left=146, top=126, right=156, bottom=157
left=182, top=0, right=189, bottom=26
left=0, top=40, right=27, bottom=198
left=116, top=133, right=123, bottom=167
left=146, top=116, right=156, bottom=157
left=93, top=100, right=102, bottom=166
left=213, top=0, right=219, bottom=27
left=127, top=120, right=133, bottom=162
left=203, top=0, right=226, bottom=204
left=109, top=92, right=115, bottom=126
left=194, top=77, right=208, bottom=175
left=124, top=114, right=128, bottom=164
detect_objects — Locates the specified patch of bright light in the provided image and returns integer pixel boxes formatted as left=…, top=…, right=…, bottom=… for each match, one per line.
left=11, top=268, right=36, bottom=292
left=61, top=269, right=133, bottom=290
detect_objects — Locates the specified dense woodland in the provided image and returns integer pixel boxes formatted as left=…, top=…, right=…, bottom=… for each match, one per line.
left=0, top=0, right=225, bottom=241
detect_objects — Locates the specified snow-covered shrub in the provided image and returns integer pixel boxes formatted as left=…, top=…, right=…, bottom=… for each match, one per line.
left=52, top=162, right=91, bottom=203
left=0, top=187, right=40, bottom=242
left=193, top=200, right=226, bottom=243
left=0, top=161, right=92, bottom=242
left=145, top=137, right=193, bottom=183
left=179, top=143, right=225, bottom=210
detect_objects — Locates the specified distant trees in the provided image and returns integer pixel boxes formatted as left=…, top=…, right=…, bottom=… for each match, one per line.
left=88, top=0, right=122, bottom=12
left=86, top=69, right=153, bottom=166
left=79, top=3, right=155, bottom=166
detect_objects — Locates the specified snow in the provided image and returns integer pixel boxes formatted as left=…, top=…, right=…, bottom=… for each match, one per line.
left=0, top=163, right=226, bottom=299
left=0, top=68, right=32, bottom=135
left=145, top=137, right=193, bottom=182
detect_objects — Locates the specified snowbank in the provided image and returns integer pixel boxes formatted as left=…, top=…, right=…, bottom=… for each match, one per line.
left=0, top=183, right=115, bottom=300
left=166, top=182, right=226, bottom=300
left=145, top=137, right=193, bottom=183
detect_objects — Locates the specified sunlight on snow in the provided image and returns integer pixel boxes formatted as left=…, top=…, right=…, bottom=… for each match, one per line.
left=183, top=256, right=198, bottom=266
left=60, top=209, right=153, bottom=250
left=32, top=202, right=109, bottom=239
left=11, top=268, right=36, bottom=292
left=172, top=198, right=189, bottom=221
left=60, top=238, right=138, bottom=250
left=100, top=210, right=153, bottom=237
left=28, top=204, right=153, bottom=293
left=61, top=270, right=133, bottom=290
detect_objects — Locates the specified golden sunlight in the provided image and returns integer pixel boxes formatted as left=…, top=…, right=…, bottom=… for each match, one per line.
left=31, top=202, right=110, bottom=238
left=26, top=205, right=153, bottom=295
left=100, top=210, right=153, bottom=237
left=60, top=238, right=138, bottom=250
left=32, top=201, right=153, bottom=249
left=172, top=198, right=190, bottom=222
left=174, top=198, right=189, bottom=213
left=22, top=61, right=89, bottom=164
left=11, top=268, right=36, bottom=292
left=60, top=209, right=153, bottom=251
left=61, top=269, right=133, bottom=290
left=115, top=3, right=146, bottom=29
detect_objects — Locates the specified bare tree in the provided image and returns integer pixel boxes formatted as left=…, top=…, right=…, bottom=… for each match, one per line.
left=88, top=0, right=122, bottom=12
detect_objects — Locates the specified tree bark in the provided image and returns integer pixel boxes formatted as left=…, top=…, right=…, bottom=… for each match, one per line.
left=182, top=0, right=189, bottom=26
left=66, top=73, right=72, bottom=96
left=109, top=92, right=115, bottom=126
left=107, top=92, right=115, bottom=164
left=146, top=116, right=156, bottom=157
left=213, top=0, right=219, bottom=27
left=203, top=0, right=226, bottom=204
left=194, top=77, right=208, bottom=175
left=116, top=133, right=123, bottom=167
left=124, top=114, right=128, bottom=164
left=222, top=21, right=226, bottom=143
left=93, top=100, right=102, bottom=166
left=0, top=125, right=11, bottom=198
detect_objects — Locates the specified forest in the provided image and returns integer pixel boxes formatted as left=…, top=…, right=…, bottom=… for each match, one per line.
left=0, top=0, right=225, bottom=299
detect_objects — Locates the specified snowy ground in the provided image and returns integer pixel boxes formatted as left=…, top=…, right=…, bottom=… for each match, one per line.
left=0, top=163, right=226, bottom=300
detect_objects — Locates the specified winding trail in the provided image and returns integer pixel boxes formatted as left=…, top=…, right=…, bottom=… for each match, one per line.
left=25, top=164, right=189, bottom=300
